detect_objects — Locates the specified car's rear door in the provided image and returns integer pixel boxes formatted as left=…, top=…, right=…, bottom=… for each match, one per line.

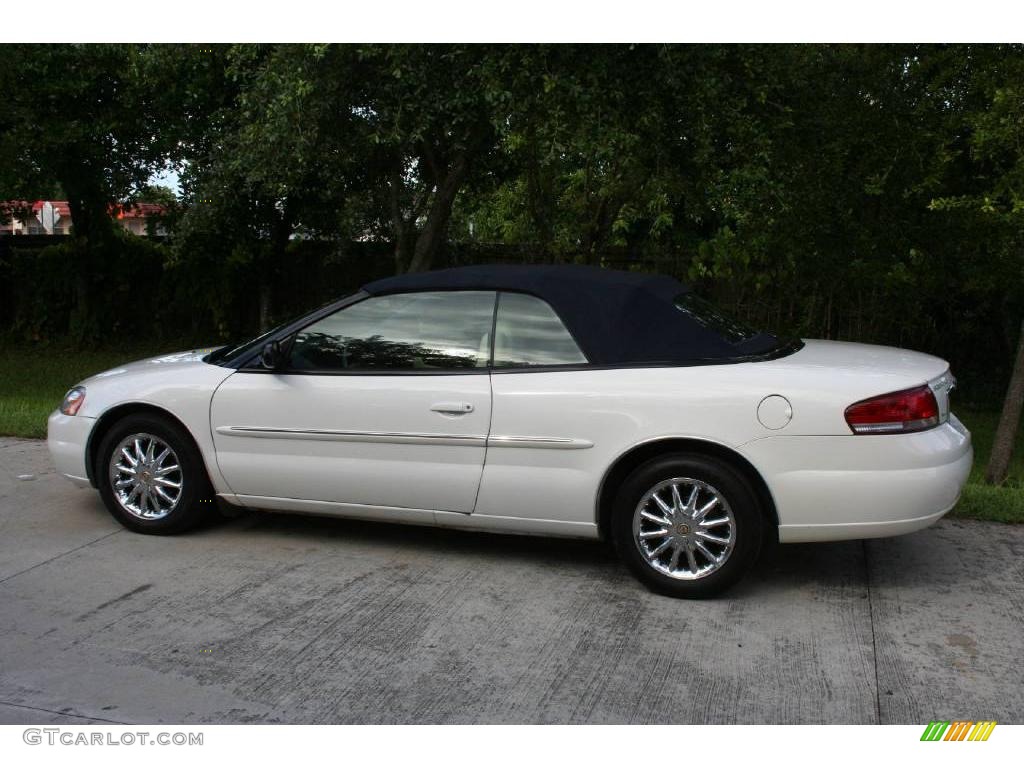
left=475, top=292, right=598, bottom=526
left=210, top=290, right=496, bottom=514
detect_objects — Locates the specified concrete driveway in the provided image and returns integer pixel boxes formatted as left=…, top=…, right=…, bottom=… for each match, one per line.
left=0, top=437, right=1021, bottom=725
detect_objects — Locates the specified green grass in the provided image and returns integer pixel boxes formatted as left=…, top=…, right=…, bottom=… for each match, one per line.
left=948, top=408, right=1024, bottom=524
left=1, top=346, right=1021, bottom=523
left=0, top=345, right=168, bottom=438
left=953, top=483, right=1024, bottom=524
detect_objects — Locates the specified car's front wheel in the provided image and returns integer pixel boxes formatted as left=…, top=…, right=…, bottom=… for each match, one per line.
left=611, top=453, right=763, bottom=598
left=96, top=413, right=214, bottom=534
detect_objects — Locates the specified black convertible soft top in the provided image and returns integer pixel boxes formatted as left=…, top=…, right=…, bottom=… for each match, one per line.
left=363, top=264, right=782, bottom=366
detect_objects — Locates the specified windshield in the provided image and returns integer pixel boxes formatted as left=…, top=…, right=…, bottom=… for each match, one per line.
left=205, top=294, right=358, bottom=367
left=204, top=319, right=295, bottom=366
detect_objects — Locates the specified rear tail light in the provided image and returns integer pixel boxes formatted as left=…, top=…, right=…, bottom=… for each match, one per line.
left=845, top=385, right=939, bottom=434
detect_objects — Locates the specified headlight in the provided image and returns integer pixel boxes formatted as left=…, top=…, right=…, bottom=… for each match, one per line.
left=60, top=386, right=86, bottom=416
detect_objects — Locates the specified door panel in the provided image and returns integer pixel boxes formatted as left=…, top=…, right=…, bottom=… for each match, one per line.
left=211, top=371, right=492, bottom=512
left=478, top=370, right=607, bottom=525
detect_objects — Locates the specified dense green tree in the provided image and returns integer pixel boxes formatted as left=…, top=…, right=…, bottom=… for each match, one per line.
left=0, top=44, right=215, bottom=337
left=454, top=45, right=701, bottom=262
left=174, top=44, right=362, bottom=328
left=929, top=46, right=1024, bottom=484
left=175, top=43, right=523, bottom=329
left=343, top=45, right=514, bottom=273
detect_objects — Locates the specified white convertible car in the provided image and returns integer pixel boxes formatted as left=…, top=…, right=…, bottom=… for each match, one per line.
left=48, top=265, right=972, bottom=597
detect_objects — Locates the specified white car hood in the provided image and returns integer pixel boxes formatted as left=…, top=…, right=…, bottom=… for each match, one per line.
left=75, top=348, right=234, bottom=422
left=82, top=348, right=220, bottom=384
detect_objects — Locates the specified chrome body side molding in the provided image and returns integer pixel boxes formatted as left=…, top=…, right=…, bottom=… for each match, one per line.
left=216, top=426, right=593, bottom=449
left=215, top=426, right=486, bottom=447
left=486, top=435, right=593, bottom=450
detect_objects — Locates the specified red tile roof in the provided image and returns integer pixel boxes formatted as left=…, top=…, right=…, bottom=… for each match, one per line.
left=31, top=200, right=72, bottom=217
left=2, top=200, right=167, bottom=222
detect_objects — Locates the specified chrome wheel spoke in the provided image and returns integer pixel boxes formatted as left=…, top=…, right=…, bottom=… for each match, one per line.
left=685, top=546, right=699, bottom=574
left=651, top=493, right=673, bottom=517
left=694, top=497, right=718, bottom=522
left=699, top=516, right=729, bottom=528
left=144, top=489, right=158, bottom=517
left=639, top=528, right=669, bottom=540
left=649, top=539, right=673, bottom=558
left=669, top=546, right=682, bottom=571
left=639, top=509, right=671, bottom=527
left=155, top=464, right=179, bottom=477
left=686, top=484, right=700, bottom=511
left=694, top=540, right=721, bottom=564
left=154, top=476, right=181, bottom=489
left=695, top=530, right=730, bottom=545
left=670, top=483, right=685, bottom=513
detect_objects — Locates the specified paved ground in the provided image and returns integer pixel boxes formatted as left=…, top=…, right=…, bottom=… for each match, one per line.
left=0, top=437, right=1021, bottom=725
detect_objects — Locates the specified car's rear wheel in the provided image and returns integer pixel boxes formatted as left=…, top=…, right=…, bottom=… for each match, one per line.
left=96, top=413, right=214, bottom=534
left=611, top=453, right=763, bottom=598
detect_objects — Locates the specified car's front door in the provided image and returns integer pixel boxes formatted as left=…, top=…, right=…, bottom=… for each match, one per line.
left=210, top=290, right=496, bottom=514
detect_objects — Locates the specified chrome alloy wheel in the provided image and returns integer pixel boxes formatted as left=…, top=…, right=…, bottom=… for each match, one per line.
left=632, top=477, right=736, bottom=580
left=108, top=433, right=183, bottom=521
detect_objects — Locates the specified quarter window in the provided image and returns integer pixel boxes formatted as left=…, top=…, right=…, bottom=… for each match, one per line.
left=493, top=292, right=587, bottom=367
left=289, top=291, right=497, bottom=371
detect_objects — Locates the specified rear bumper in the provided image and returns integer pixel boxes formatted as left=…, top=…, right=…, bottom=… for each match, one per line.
left=741, top=417, right=972, bottom=543
left=47, top=410, right=95, bottom=487
left=773, top=504, right=958, bottom=543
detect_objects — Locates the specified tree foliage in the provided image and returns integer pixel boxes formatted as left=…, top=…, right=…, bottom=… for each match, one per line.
left=0, top=44, right=213, bottom=336
left=2, top=44, right=1024, bottom=410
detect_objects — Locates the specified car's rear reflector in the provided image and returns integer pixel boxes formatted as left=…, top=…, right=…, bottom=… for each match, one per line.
left=844, top=385, right=940, bottom=434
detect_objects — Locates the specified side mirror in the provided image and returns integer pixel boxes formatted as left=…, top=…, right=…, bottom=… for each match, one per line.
left=260, top=340, right=283, bottom=370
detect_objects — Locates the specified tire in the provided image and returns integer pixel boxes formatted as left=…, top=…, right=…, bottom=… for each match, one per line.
left=611, top=453, right=763, bottom=598
left=95, top=413, right=215, bottom=535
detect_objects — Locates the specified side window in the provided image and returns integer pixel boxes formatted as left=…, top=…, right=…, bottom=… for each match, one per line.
left=493, top=292, right=587, bottom=368
left=289, top=291, right=496, bottom=371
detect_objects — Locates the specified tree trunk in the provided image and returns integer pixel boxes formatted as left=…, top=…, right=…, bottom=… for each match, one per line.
left=63, top=183, right=113, bottom=341
left=580, top=193, right=623, bottom=266
left=258, top=206, right=294, bottom=332
left=388, top=164, right=414, bottom=273
left=65, top=195, right=92, bottom=336
left=406, top=152, right=470, bottom=274
left=525, top=138, right=554, bottom=260
left=985, top=318, right=1024, bottom=485
left=258, top=280, right=272, bottom=333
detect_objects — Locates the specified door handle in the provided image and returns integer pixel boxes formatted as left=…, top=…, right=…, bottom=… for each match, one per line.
left=431, top=402, right=474, bottom=415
